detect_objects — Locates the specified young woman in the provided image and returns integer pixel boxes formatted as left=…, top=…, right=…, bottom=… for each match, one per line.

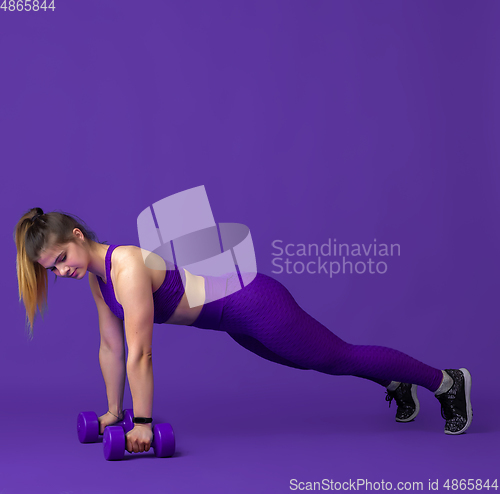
left=14, top=208, right=473, bottom=454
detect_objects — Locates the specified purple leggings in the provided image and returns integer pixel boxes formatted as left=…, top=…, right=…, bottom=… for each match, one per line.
left=188, top=272, right=443, bottom=392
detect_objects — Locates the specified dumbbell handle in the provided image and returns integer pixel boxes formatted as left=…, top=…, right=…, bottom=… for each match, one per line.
left=99, top=415, right=129, bottom=434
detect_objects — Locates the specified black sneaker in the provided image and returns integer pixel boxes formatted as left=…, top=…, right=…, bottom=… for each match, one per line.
left=385, top=383, right=420, bottom=422
left=435, top=368, right=473, bottom=435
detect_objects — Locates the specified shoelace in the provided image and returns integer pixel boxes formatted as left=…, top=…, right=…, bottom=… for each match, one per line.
left=435, top=374, right=463, bottom=421
left=385, top=391, right=395, bottom=408
left=436, top=393, right=461, bottom=420
left=386, top=386, right=415, bottom=411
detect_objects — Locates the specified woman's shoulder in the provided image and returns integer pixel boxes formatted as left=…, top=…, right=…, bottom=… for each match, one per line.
left=112, top=245, right=145, bottom=271
left=112, top=245, right=166, bottom=279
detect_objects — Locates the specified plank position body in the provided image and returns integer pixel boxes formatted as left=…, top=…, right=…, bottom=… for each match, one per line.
left=14, top=209, right=473, bottom=454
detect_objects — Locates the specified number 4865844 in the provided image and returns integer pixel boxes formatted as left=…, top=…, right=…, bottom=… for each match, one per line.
left=1, top=1, right=56, bottom=11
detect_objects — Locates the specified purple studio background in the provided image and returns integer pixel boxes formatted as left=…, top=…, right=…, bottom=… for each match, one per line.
left=1, top=1, right=499, bottom=493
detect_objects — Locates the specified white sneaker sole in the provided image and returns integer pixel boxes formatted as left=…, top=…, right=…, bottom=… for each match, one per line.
left=444, top=367, right=473, bottom=435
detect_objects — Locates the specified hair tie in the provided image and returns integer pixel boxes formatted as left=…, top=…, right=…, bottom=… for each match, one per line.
left=31, top=213, right=43, bottom=223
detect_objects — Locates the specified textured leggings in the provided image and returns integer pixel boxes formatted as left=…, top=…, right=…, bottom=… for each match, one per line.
left=188, top=272, right=443, bottom=392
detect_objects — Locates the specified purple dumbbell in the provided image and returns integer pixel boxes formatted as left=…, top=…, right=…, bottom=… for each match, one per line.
left=77, top=409, right=134, bottom=443
left=103, top=422, right=175, bottom=461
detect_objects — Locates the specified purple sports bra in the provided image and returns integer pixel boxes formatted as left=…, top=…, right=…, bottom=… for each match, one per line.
left=96, top=244, right=186, bottom=324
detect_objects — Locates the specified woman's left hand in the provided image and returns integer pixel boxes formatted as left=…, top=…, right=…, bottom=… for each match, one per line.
left=125, top=425, right=153, bottom=453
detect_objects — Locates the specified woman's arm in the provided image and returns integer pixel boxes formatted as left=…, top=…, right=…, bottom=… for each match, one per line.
left=126, top=353, right=153, bottom=423
left=114, top=252, right=155, bottom=427
left=99, top=345, right=126, bottom=416
left=89, top=272, right=127, bottom=416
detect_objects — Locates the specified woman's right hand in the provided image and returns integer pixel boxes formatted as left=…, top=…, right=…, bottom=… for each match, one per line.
left=97, top=411, right=124, bottom=434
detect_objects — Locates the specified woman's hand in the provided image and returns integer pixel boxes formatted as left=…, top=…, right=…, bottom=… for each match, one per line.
left=97, top=411, right=123, bottom=435
left=125, top=424, right=153, bottom=453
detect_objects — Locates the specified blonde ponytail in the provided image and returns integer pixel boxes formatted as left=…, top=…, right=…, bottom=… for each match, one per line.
left=13, top=207, right=103, bottom=339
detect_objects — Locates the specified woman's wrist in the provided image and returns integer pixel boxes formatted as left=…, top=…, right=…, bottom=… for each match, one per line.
left=107, top=409, right=123, bottom=420
left=134, top=422, right=153, bottom=429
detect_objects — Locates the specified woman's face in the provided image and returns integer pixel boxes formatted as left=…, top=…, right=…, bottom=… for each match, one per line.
left=37, top=229, right=88, bottom=279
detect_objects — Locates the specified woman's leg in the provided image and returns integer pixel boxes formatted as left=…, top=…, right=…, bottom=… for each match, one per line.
left=227, top=332, right=393, bottom=387
left=226, top=332, right=308, bottom=370
left=220, top=273, right=443, bottom=392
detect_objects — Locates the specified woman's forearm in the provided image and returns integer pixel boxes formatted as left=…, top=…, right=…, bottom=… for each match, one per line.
left=99, top=346, right=126, bottom=416
left=126, top=355, right=154, bottom=421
